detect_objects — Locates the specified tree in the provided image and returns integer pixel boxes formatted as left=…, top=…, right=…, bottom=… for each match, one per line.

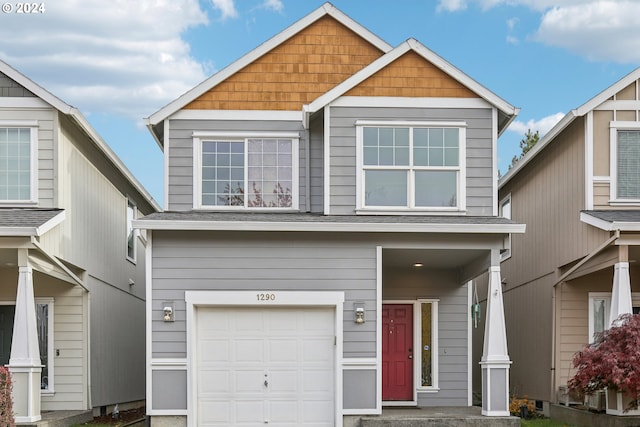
left=568, top=313, right=640, bottom=412
left=509, top=129, right=540, bottom=169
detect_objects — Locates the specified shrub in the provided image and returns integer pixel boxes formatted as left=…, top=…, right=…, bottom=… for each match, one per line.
left=510, top=395, right=535, bottom=418
left=0, top=366, right=15, bottom=426
left=568, top=313, right=640, bottom=412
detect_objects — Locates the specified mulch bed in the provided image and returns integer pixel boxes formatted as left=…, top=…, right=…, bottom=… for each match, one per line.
left=85, top=407, right=146, bottom=425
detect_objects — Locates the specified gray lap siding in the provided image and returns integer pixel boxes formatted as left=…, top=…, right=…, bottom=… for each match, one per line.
left=151, top=230, right=378, bottom=359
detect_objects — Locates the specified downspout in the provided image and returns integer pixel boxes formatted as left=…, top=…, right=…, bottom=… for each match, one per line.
left=550, top=229, right=619, bottom=403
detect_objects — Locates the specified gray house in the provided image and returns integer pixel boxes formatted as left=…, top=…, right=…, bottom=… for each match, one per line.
left=0, top=60, right=159, bottom=422
left=137, top=3, right=524, bottom=426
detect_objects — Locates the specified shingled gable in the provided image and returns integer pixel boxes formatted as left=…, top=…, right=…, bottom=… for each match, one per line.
left=145, top=2, right=392, bottom=130
left=501, top=66, right=640, bottom=187
left=304, top=38, right=519, bottom=134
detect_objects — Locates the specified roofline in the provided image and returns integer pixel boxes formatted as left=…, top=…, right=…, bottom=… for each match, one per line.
left=499, top=67, right=640, bottom=188
left=580, top=211, right=640, bottom=232
left=0, top=210, right=65, bottom=237
left=145, top=2, right=393, bottom=128
left=499, top=110, right=578, bottom=188
left=306, top=38, right=519, bottom=120
left=134, top=218, right=526, bottom=234
left=0, top=59, right=160, bottom=212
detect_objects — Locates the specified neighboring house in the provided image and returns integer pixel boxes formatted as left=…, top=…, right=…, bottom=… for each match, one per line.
left=137, top=3, right=524, bottom=426
left=0, top=60, right=159, bottom=422
left=494, top=68, right=640, bottom=412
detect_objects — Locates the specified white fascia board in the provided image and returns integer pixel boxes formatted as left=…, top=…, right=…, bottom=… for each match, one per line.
left=0, top=98, right=50, bottom=109
left=499, top=110, right=578, bottom=188
left=330, top=96, right=492, bottom=109
left=146, top=2, right=392, bottom=127
left=576, top=67, right=640, bottom=116
left=0, top=227, right=39, bottom=236
left=134, top=219, right=526, bottom=234
left=35, top=210, right=65, bottom=236
left=306, top=39, right=518, bottom=118
left=580, top=212, right=640, bottom=232
left=172, top=110, right=303, bottom=122
left=68, top=111, right=161, bottom=213
left=0, top=60, right=73, bottom=114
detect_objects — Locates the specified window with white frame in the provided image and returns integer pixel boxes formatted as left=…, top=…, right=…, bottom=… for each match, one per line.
left=35, top=298, right=54, bottom=393
left=195, top=135, right=298, bottom=209
left=418, top=299, right=438, bottom=389
left=0, top=124, right=37, bottom=203
left=126, top=199, right=137, bottom=262
left=616, top=130, right=640, bottom=200
left=588, top=292, right=640, bottom=343
left=358, top=122, right=465, bottom=210
left=500, top=194, right=512, bottom=260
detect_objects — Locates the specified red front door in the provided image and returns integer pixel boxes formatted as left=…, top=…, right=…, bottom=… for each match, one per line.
left=382, top=304, right=413, bottom=401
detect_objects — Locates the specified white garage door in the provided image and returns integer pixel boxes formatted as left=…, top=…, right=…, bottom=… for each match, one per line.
left=196, top=306, right=335, bottom=426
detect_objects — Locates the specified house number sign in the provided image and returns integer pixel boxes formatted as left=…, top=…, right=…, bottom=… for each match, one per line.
left=257, top=293, right=276, bottom=301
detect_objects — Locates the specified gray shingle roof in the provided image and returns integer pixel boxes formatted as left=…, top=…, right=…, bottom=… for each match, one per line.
left=582, top=210, right=640, bottom=223
left=0, top=208, right=64, bottom=235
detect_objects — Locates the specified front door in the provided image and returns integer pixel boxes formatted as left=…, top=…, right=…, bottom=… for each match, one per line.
left=0, top=305, right=15, bottom=365
left=382, top=304, right=413, bottom=401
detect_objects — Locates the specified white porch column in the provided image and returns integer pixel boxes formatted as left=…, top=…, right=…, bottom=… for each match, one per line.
left=9, top=253, right=42, bottom=423
left=609, top=261, right=632, bottom=327
left=480, top=264, right=511, bottom=417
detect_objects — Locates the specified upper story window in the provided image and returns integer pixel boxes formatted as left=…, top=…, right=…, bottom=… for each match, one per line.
left=126, top=199, right=137, bottom=262
left=356, top=121, right=466, bottom=211
left=615, top=129, right=640, bottom=200
left=0, top=122, right=38, bottom=203
left=193, top=132, right=299, bottom=210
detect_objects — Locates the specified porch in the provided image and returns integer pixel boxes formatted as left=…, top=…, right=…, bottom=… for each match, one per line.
left=356, top=406, right=520, bottom=426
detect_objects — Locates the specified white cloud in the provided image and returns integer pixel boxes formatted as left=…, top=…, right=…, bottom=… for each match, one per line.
left=508, top=112, right=565, bottom=136
left=263, top=0, right=284, bottom=12
left=0, top=0, right=210, bottom=120
left=211, top=0, right=238, bottom=20
left=436, top=0, right=468, bottom=12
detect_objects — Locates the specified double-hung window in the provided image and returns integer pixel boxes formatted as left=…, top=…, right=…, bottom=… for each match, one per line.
left=0, top=122, right=38, bottom=203
left=357, top=121, right=465, bottom=211
left=126, top=199, right=137, bottom=263
left=611, top=124, right=640, bottom=203
left=194, top=132, right=298, bottom=209
left=500, top=194, right=512, bottom=260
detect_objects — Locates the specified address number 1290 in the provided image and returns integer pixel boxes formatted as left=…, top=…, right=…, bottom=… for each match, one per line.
left=257, top=293, right=276, bottom=301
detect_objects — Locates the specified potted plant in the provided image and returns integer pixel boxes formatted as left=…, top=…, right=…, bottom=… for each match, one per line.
left=568, top=313, right=640, bottom=415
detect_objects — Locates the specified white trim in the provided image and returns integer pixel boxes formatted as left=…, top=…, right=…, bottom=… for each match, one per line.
left=126, top=198, right=137, bottom=263
left=192, top=130, right=300, bottom=139
left=151, top=358, right=187, bottom=368
left=375, top=246, right=383, bottom=414
left=593, top=176, right=611, bottom=182
left=577, top=68, right=640, bottom=116
left=467, top=281, right=473, bottom=406
left=330, top=96, right=492, bottom=109
left=499, top=194, right=511, bottom=261
left=0, top=210, right=65, bottom=237
left=492, top=107, right=498, bottom=216
left=355, top=119, right=467, bottom=128
left=0, top=61, right=72, bottom=113
left=0, top=98, right=49, bottom=108
left=163, top=120, right=169, bottom=210
left=595, top=100, right=640, bottom=111
left=307, top=39, right=517, bottom=117
left=0, top=123, right=39, bottom=203
left=146, top=2, right=392, bottom=126
left=134, top=218, right=527, bottom=234
left=185, top=291, right=344, bottom=427
left=0, top=120, right=39, bottom=127
left=145, top=232, right=153, bottom=420
left=609, top=123, right=640, bottom=204
left=342, top=358, right=377, bottom=367
left=323, top=106, right=331, bottom=215
left=588, top=292, right=611, bottom=343
left=172, top=109, right=302, bottom=122
left=580, top=212, right=640, bottom=232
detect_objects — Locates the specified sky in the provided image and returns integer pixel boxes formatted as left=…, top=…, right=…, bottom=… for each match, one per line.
left=1, top=0, right=639, bottom=206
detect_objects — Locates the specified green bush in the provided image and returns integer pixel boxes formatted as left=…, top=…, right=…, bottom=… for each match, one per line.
left=0, top=367, right=15, bottom=426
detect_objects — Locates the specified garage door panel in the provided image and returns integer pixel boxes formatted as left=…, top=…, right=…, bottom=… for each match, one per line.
left=196, top=306, right=335, bottom=426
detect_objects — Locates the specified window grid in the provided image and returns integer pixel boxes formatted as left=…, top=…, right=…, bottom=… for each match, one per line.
left=362, top=126, right=460, bottom=208
left=617, top=130, right=640, bottom=199
left=0, top=128, right=31, bottom=201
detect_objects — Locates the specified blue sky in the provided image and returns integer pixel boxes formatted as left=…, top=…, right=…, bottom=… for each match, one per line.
left=1, top=0, right=639, bottom=206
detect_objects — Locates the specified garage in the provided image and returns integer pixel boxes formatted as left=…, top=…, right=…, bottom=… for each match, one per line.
left=194, top=306, right=336, bottom=426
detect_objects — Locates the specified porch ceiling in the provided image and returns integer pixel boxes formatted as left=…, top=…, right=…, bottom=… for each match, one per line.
left=383, top=248, right=487, bottom=269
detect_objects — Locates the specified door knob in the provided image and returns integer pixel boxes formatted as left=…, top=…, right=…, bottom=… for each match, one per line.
left=408, top=355, right=413, bottom=359
left=264, top=380, right=268, bottom=387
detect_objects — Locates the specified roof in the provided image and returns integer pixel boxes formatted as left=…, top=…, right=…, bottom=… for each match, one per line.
left=135, top=211, right=526, bottom=234
left=0, top=208, right=65, bottom=236
left=581, top=210, right=640, bottom=231
left=305, top=38, right=519, bottom=134
left=0, top=60, right=160, bottom=213
left=145, top=2, right=392, bottom=128
left=500, top=67, right=640, bottom=187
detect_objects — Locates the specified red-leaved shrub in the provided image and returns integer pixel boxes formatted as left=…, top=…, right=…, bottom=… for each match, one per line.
left=0, top=366, right=14, bottom=426
left=568, top=313, right=640, bottom=412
